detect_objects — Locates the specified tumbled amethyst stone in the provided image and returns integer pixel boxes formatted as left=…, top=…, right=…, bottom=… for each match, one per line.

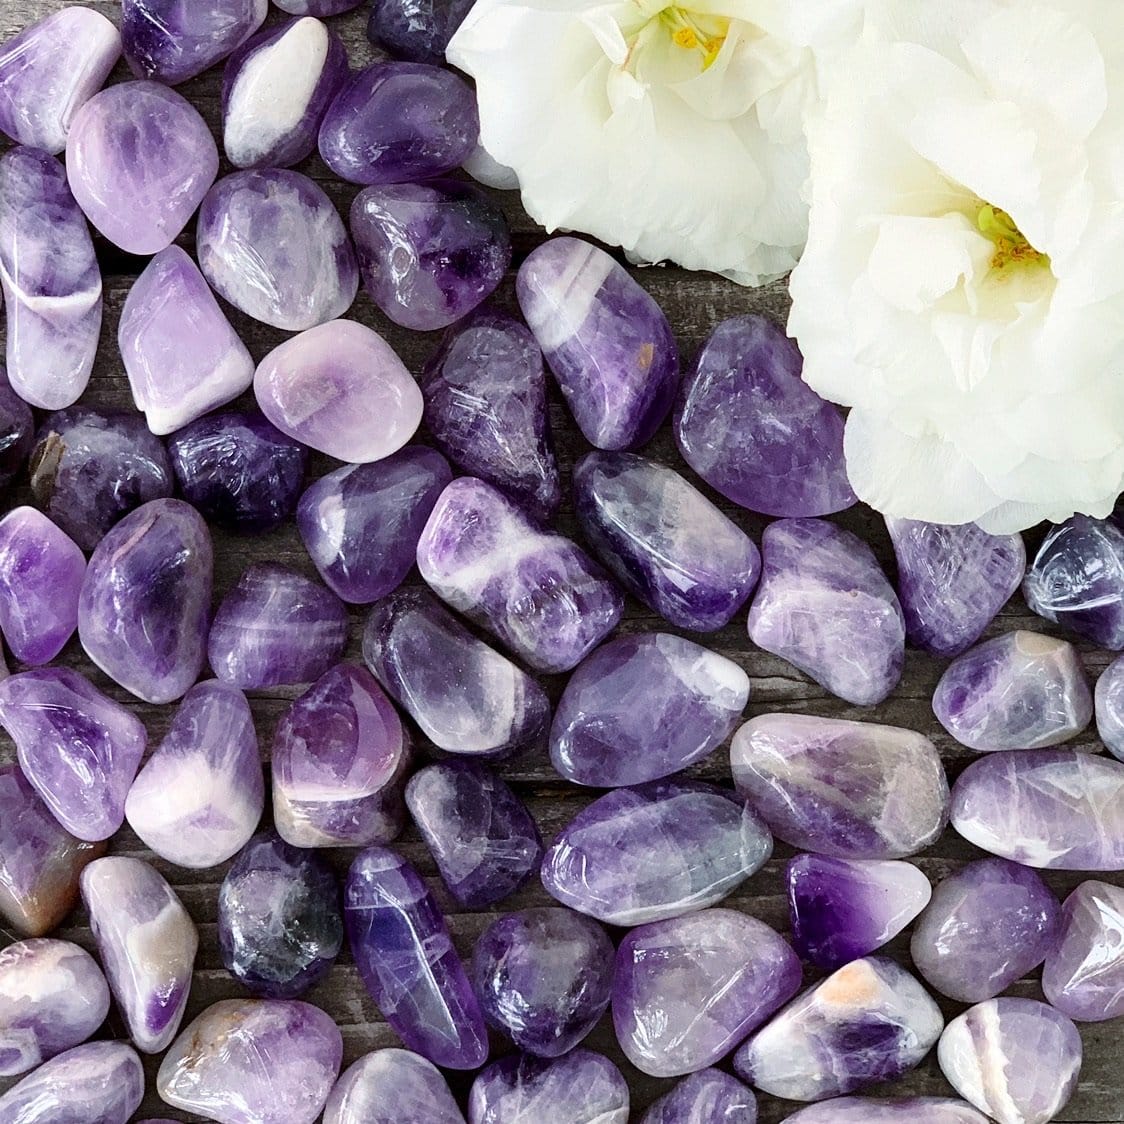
left=784, top=1099, right=990, bottom=1124
left=1043, top=880, right=1124, bottom=1021
left=324, top=1049, right=467, bottom=1124
left=551, top=633, right=749, bottom=787
left=218, top=832, right=343, bottom=999
left=345, top=847, right=489, bottom=1069
left=518, top=237, right=679, bottom=450
left=209, top=562, right=348, bottom=690
left=368, top=0, right=475, bottom=63
left=1095, top=655, right=1124, bottom=760
left=675, top=315, right=855, bottom=516
left=79, top=499, right=213, bottom=704
left=297, top=446, right=451, bottom=603
left=319, top=61, right=479, bottom=185
left=0, top=372, right=33, bottom=487
left=406, top=763, right=543, bottom=908
left=640, top=1069, right=757, bottom=1124
left=279, top=0, right=363, bottom=11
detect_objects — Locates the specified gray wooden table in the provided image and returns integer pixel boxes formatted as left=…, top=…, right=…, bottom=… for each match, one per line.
left=0, top=3, right=1121, bottom=1120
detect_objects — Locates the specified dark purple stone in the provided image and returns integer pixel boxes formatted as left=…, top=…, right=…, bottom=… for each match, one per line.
left=367, top=0, right=475, bottom=63
left=0, top=371, right=33, bottom=487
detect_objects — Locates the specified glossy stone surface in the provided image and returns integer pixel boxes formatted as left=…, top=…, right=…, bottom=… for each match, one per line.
left=119, top=246, right=254, bottom=436
left=640, top=1069, right=758, bottom=1124
left=363, top=587, right=551, bottom=756
left=886, top=518, right=1025, bottom=657
left=255, top=320, right=422, bottom=461
left=418, top=477, right=622, bottom=674
left=279, top=0, right=363, bottom=11
left=0, top=373, right=33, bottom=487
left=79, top=499, right=212, bottom=704
left=541, top=779, right=772, bottom=926
left=209, top=562, right=348, bottom=690
left=748, top=519, right=905, bottom=706
left=198, top=169, right=358, bottom=330
left=1043, top=880, right=1124, bottom=1021
left=324, top=1049, right=466, bottom=1124
left=0, top=147, right=101, bottom=410
left=218, top=833, right=342, bottom=1000
left=345, top=847, right=489, bottom=1069
left=169, top=410, right=308, bottom=533
left=367, top=0, right=474, bottom=63
left=272, top=665, right=410, bottom=848
left=297, top=446, right=451, bottom=603
left=319, top=61, right=479, bottom=185
left=157, top=999, right=343, bottom=1124
left=910, top=858, right=1060, bottom=1003
left=614, top=909, right=801, bottom=1078
left=950, top=749, right=1124, bottom=869
left=731, top=714, right=949, bottom=859
left=675, top=315, right=854, bottom=517
left=787, top=855, right=932, bottom=970
left=124, top=681, right=264, bottom=868
left=1095, top=654, right=1124, bottom=761
left=783, top=1099, right=990, bottom=1124
left=407, top=763, right=542, bottom=908
left=421, top=311, right=560, bottom=520
left=67, top=81, right=218, bottom=254
left=518, top=237, right=679, bottom=450
left=938, top=999, right=1081, bottom=1124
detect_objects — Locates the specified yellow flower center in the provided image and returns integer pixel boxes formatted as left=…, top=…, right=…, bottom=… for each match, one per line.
left=658, top=7, right=730, bottom=70
left=976, top=203, right=1051, bottom=275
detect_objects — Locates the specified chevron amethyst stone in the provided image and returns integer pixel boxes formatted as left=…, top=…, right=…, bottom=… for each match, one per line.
left=1095, top=654, right=1124, bottom=760
left=640, top=1070, right=758, bottom=1124
left=1043, top=880, right=1124, bottom=1021
left=324, top=1050, right=466, bottom=1124
left=783, top=1099, right=990, bottom=1124
left=367, top=0, right=474, bottom=62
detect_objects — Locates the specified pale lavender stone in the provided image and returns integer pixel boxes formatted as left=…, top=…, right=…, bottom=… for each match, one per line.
left=67, top=82, right=219, bottom=254
left=1094, top=654, right=1124, bottom=761
left=209, top=562, right=348, bottom=690
left=1043, top=880, right=1124, bottom=1021
left=418, top=477, right=623, bottom=674
left=731, top=715, right=949, bottom=859
left=640, top=1070, right=758, bottom=1124
left=324, top=1049, right=466, bottom=1124
left=81, top=856, right=197, bottom=1054
left=119, top=246, right=255, bottom=436
left=0, top=506, right=85, bottom=665
left=0, top=147, right=101, bottom=410
left=540, top=779, right=772, bottom=926
left=783, top=1098, right=991, bottom=1124
left=950, top=749, right=1124, bottom=869
left=79, top=499, right=213, bottom=704
left=885, top=517, right=1025, bottom=657
left=938, top=999, right=1081, bottom=1124
left=125, top=680, right=264, bottom=868
left=518, top=237, right=679, bottom=450
left=910, top=858, right=1060, bottom=1003
left=748, top=519, right=905, bottom=706
left=158, top=999, right=343, bottom=1124
left=675, top=315, right=855, bottom=517
left=280, top=0, right=363, bottom=12
left=0, top=371, right=33, bottom=487
left=551, top=633, right=750, bottom=787
left=614, top=909, right=801, bottom=1078
left=0, top=668, right=146, bottom=842
left=367, top=0, right=474, bottom=63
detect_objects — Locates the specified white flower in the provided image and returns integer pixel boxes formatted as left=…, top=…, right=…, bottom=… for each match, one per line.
left=790, top=0, right=1124, bottom=533
left=447, top=0, right=861, bottom=286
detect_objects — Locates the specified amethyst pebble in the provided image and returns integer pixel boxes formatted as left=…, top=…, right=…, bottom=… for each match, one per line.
left=368, top=0, right=475, bottom=63
left=324, top=1049, right=466, bottom=1124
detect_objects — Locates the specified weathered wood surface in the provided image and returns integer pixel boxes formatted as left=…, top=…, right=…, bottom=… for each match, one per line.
left=0, top=3, right=1121, bottom=1121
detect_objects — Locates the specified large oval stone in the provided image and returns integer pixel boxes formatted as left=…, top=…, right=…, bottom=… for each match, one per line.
left=1043, top=880, right=1124, bottom=1022
left=324, top=1049, right=466, bottom=1124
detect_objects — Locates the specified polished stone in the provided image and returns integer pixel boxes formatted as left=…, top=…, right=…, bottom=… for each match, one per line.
left=1095, top=655, right=1124, bottom=761
left=367, top=0, right=474, bottom=63
left=640, top=1069, right=758, bottom=1124
left=277, top=0, right=363, bottom=11
left=324, top=1049, right=467, bottom=1124
left=783, top=1099, right=991, bottom=1124
left=0, top=372, right=33, bottom=487
left=1043, top=880, right=1124, bottom=1022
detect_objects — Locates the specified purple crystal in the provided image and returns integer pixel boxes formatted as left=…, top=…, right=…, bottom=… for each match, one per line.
left=886, top=517, right=1025, bottom=657
left=158, top=999, right=343, bottom=1124
left=472, top=908, right=612, bottom=1057
left=938, top=999, right=1081, bottom=1124
left=223, top=17, right=348, bottom=169
left=198, top=169, right=358, bottom=330
left=0, top=507, right=85, bottom=665
left=783, top=1099, right=990, bottom=1124
left=209, top=562, right=347, bottom=690
left=675, top=315, right=855, bottom=517
left=67, top=81, right=218, bottom=254
left=319, top=61, right=479, bottom=185
left=950, top=749, right=1124, bottom=869
left=297, top=446, right=451, bottom=603
left=367, top=0, right=474, bottom=63
left=406, top=763, right=543, bottom=908
left=218, top=832, right=342, bottom=999
left=551, top=633, right=749, bottom=787
left=418, top=477, right=623, bottom=674
left=910, top=858, right=1060, bottom=1002
left=279, top=0, right=363, bottom=11
left=79, top=499, right=213, bottom=704
left=420, top=311, right=561, bottom=520
left=272, top=664, right=410, bottom=847
left=345, top=847, right=489, bottom=1070
left=124, top=680, right=264, bottom=868
left=731, top=714, right=949, bottom=859
left=324, top=1049, right=467, bottom=1124
left=363, top=587, right=551, bottom=757
left=0, top=938, right=110, bottom=1076
left=748, top=519, right=905, bottom=706
left=1043, top=880, right=1124, bottom=1021
left=0, top=147, right=101, bottom=410
left=122, top=0, right=267, bottom=85
left=640, top=1069, right=758, bottom=1124
left=787, top=855, right=931, bottom=970
left=541, top=779, right=772, bottom=926
left=0, top=372, right=33, bottom=487
left=614, top=908, right=801, bottom=1078
left=119, top=246, right=255, bottom=436
left=518, top=237, right=679, bottom=450
left=1096, top=655, right=1124, bottom=760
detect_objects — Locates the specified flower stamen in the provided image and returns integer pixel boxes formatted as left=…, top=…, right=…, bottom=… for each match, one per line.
left=976, top=203, right=1051, bottom=275
left=658, top=7, right=730, bottom=69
